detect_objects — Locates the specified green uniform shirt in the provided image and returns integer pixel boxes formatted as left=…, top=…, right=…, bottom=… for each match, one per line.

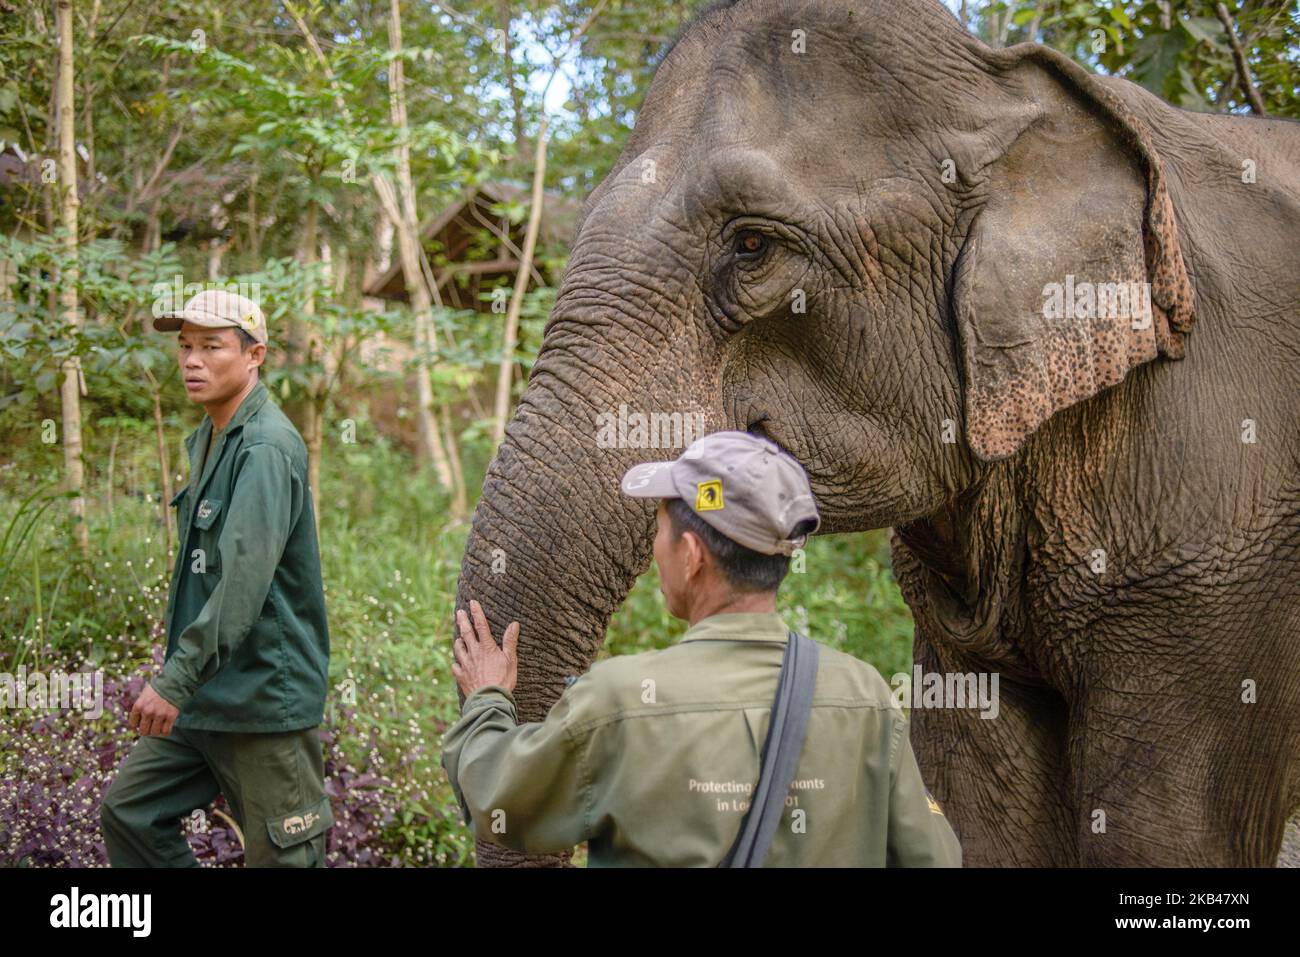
left=152, top=380, right=330, bottom=732
left=441, top=611, right=962, bottom=867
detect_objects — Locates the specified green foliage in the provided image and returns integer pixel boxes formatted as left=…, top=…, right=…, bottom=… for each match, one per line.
left=128, top=31, right=501, bottom=233
left=0, top=234, right=184, bottom=422
left=976, top=1, right=1299, bottom=116
left=0, top=482, right=72, bottom=635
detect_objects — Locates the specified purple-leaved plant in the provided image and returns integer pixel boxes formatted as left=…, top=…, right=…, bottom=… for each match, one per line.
left=1, top=649, right=403, bottom=867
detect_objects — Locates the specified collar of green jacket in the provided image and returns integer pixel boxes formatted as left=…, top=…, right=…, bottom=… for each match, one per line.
left=185, top=379, right=270, bottom=492
left=678, top=611, right=790, bottom=643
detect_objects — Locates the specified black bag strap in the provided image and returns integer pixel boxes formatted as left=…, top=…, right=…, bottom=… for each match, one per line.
left=721, top=630, right=820, bottom=868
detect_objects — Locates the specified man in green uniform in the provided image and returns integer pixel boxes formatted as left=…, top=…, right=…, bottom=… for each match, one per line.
left=443, top=430, right=962, bottom=867
left=100, top=289, right=332, bottom=868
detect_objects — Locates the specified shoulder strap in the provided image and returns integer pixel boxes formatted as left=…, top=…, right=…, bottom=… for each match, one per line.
left=721, top=630, right=820, bottom=867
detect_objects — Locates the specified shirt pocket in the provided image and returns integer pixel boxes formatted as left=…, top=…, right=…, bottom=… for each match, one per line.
left=191, top=497, right=223, bottom=575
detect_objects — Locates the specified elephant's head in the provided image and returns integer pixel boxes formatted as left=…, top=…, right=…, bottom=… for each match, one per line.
left=454, top=0, right=1195, bottom=862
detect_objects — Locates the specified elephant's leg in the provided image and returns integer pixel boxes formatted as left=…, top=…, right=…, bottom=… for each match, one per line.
left=475, top=841, right=572, bottom=869
left=910, top=630, right=1076, bottom=866
left=1073, top=674, right=1299, bottom=867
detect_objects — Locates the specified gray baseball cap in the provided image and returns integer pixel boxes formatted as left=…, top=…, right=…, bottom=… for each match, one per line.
left=620, top=431, right=820, bottom=556
left=154, top=289, right=268, bottom=346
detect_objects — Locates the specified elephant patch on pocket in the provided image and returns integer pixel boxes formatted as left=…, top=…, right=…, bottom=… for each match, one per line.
left=267, top=796, right=333, bottom=849
left=194, top=498, right=222, bottom=529
left=191, top=498, right=223, bottom=574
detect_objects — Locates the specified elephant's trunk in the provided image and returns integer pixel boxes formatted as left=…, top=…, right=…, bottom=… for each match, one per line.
left=456, top=366, right=653, bottom=714
left=453, top=279, right=712, bottom=865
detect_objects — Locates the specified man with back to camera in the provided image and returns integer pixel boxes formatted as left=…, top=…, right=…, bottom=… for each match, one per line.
left=442, top=429, right=961, bottom=866
left=99, top=289, right=332, bottom=867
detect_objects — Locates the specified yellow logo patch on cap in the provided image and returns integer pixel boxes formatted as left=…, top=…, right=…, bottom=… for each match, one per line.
left=243, top=313, right=259, bottom=328
left=695, top=479, right=724, bottom=511
left=926, top=791, right=945, bottom=816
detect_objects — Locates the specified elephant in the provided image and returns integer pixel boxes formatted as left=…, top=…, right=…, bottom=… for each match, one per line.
left=453, top=0, right=1300, bottom=867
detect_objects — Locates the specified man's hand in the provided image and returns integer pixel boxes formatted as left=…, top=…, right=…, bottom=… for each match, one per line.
left=452, top=599, right=519, bottom=698
left=130, top=684, right=181, bottom=737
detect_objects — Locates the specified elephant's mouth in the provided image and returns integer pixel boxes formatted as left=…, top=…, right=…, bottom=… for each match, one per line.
left=746, top=416, right=806, bottom=472
left=744, top=414, right=776, bottom=445
left=745, top=415, right=810, bottom=482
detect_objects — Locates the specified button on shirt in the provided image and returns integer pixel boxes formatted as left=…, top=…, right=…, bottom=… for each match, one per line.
left=440, top=611, right=962, bottom=867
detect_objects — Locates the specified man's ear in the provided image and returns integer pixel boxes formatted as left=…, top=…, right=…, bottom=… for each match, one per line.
left=950, top=43, right=1195, bottom=461
left=682, top=529, right=711, bottom=582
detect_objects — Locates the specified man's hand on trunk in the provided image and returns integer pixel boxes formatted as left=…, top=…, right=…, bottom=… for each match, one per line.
left=453, top=599, right=519, bottom=698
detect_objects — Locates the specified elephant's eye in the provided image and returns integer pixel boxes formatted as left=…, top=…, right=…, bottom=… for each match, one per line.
left=734, top=229, right=769, bottom=261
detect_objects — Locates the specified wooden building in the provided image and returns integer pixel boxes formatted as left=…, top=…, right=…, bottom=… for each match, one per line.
left=363, top=179, right=581, bottom=310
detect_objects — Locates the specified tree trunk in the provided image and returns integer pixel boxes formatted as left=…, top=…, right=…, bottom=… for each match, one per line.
left=490, top=0, right=608, bottom=448
left=284, top=1, right=461, bottom=516
left=441, top=402, right=467, bottom=519
left=492, top=115, right=548, bottom=447
left=105, top=427, right=116, bottom=526
left=207, top=238, right=224, bottom=279
left=247, top=172, right=260, bottom=260
left=996, top=2, right=1017, bottom=47
left=384, top=0, right=457, bottom=504
left=143, top=193, right=161, bottom=253
left=1027, top=11, right=1043, bottom=44
left=81, top=0, right=100, bottom=194
left=308, top=391, right=325, bottom=533
left=55, top=0, right=88, bottom=556
left=295, top=199, right=323, bottom=532
left=497, top=0, right=525, bottom=155
left=1215, top=2, right=1269, bottom=115
left=154, top=389, right=175, bottom=564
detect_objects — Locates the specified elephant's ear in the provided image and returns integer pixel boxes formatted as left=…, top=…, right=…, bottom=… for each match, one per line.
left=951, top=44, right=1195, bottom=462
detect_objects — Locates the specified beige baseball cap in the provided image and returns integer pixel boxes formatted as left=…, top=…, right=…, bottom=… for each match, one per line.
left=621, top=431, right=820, bottom=556
left=154, top=289, right=268, bottom=346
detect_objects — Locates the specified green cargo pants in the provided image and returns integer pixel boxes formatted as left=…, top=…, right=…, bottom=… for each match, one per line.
left=100, top=726, right=332, bottom=868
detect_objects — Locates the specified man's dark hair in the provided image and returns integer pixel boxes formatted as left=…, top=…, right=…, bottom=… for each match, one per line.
left=234, top=327, right=258, bottom=352
left=665, top=497, right=816, bottom=594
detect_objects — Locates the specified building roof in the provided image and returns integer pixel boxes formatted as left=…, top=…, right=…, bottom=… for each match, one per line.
left=363, top=180, right=582, bottom=303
